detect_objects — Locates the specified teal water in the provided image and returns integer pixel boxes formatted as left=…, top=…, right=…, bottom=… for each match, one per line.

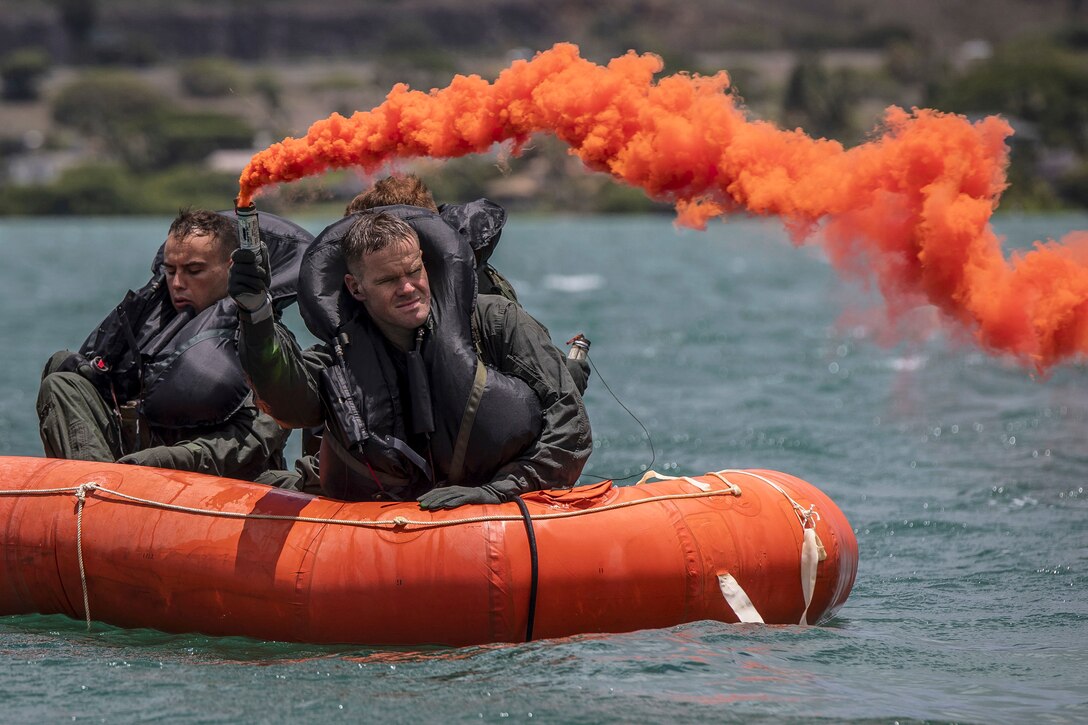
left=1, top=213, right=1087, bottom=723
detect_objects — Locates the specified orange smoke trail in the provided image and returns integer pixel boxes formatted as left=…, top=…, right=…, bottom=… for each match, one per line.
left=238, top=43, right=1088, bottom=371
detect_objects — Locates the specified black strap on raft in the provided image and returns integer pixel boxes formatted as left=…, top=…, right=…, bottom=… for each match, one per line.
left=513, top=496, right=539, bottom=643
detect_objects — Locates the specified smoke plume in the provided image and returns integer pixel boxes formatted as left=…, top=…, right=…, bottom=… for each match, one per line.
left=238, top=43, right=1088, bottom=371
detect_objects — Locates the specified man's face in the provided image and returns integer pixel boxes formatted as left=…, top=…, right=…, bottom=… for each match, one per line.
left=344, top=236, right=432, bottom=337
left=163, top=231, right=231, bottom=313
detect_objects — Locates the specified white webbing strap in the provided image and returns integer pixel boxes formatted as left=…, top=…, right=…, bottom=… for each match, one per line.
left=641, top=468, right=822, bottom=624
left=717, top=574, right=764, bottom=624
left=798, top=524, right=819, bottom=625
left=716, top=470, right=828, bottom=624
left=636, top=469, right=727, bottom=493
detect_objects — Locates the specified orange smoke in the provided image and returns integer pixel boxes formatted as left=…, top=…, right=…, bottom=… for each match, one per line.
left=239, top=43, right=1088, bottom=371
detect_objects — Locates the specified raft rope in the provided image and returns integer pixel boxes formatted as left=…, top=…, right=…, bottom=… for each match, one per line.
left=513, top=496, right=539, bottom=643
left=0, top=478, right=742, bottom=631
left=0, top=481, right=737, bottom=528
left=74, top=482, right=94, bottom=631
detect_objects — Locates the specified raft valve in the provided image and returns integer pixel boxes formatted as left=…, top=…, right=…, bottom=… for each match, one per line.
left=234, top=200, right=261, bottom=250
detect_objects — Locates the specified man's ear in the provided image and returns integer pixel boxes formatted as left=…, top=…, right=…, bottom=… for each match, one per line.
left=344, top=272, right=367, bottom=302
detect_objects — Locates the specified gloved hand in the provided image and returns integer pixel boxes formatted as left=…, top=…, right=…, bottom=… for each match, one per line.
left=117, top=444, right=198, bottom=471
left=229, top=244, right=272, bottom=317
left=417, top=484, right=503, bottom=510
left=49, top=351, right=112, bottom=399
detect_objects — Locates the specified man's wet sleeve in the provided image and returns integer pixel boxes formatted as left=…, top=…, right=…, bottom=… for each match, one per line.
left=237, top=315, right=331, bottom=429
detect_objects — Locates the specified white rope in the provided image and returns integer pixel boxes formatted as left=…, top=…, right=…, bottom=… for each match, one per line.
left=636, top=468, right=818, bottom=527
left=73, top=482, right=97, bottom=631
left=0, top=481, right=740, bottom=530
left=0, top=486, right=94, bottom=496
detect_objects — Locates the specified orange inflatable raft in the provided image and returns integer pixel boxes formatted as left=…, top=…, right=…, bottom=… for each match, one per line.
left=0, top=456, right=857, bottom=646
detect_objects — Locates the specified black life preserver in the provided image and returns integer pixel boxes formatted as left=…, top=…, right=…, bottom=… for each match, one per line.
left=298, top=205, right=542, bottom=500
left=439, top=198, right=518, bottom=301
left=438, top=198, right=506, bottom=266
left=80, top=211, right=312, bottom=429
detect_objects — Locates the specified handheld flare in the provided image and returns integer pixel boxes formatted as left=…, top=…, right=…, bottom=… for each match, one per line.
left=231, top=200, right=274, bottom=323
left=234, top=201, right=261, bottom=251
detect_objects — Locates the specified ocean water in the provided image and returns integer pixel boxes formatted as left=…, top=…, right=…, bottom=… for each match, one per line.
left=1, top=212, right=1086, bottom=723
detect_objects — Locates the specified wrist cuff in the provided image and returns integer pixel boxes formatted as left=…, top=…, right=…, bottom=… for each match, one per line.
left=481, top=484, right=506, bottom=503
left=239, top=294, right=273, bottom=324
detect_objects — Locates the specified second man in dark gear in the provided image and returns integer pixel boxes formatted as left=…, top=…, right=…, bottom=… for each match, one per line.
left=37, top=209, right=303, bottom=481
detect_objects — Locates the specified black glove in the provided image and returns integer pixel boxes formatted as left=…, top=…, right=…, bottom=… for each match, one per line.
left=49, top=351, right=112, bottom=400
left=417, top=484, right=503, bottom=510
left=229, top=244, right=272, bottom=317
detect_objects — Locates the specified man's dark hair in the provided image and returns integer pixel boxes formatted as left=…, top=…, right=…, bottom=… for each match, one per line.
left=341, top=212, right=420, bottom=270
left=344, top=174, right=439, bottom=216
left=168, top=208, right=239, bottom=259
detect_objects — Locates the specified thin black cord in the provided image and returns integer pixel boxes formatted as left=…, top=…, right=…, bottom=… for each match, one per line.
left=581, top=352, right=656, bottom=483
left=513, top=496, right=538, bottom=643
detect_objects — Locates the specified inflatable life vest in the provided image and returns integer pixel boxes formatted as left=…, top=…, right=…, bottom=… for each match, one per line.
left=298, top=205, right=542, bottom=501
left=79, top=212, right=311, bottom=429
left=439, top=199, right=518, bottom=301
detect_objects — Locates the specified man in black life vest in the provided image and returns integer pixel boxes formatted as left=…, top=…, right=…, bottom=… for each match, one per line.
left=230, top=209, right=592, bottom=508
left=36, top=209, right=294, bottom=480
left=346, top=174, right=590, bottom=394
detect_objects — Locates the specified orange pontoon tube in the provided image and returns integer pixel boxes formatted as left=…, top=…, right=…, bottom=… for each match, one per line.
left=0, top=457, right=857, bottom=646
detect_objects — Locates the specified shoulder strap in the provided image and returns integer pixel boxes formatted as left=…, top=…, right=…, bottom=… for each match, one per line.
left=447, top=359, right=488, bottom=486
